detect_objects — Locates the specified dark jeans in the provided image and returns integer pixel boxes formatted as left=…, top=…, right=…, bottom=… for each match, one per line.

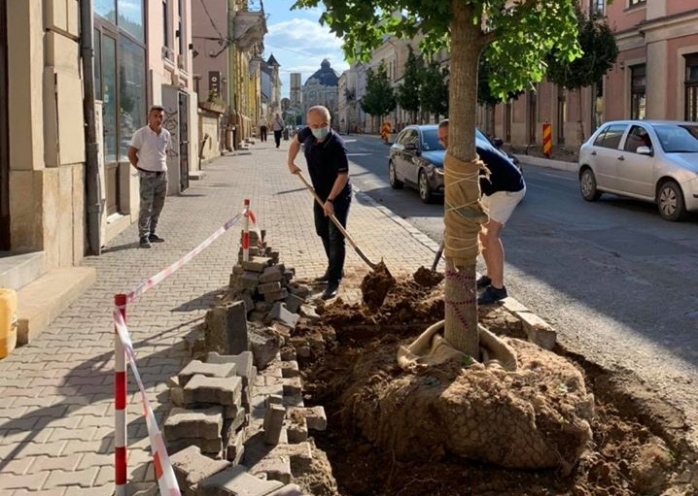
left=260, top=126, right=267, bottom=141
left=313, top=198, right=351, bottom=284
left=273, top=130, right=282, bottom=148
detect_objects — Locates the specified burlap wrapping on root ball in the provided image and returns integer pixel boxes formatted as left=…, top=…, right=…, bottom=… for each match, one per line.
left=442, top=152, right=489, bottom=266
left=347, top=338, right=594, bottom=472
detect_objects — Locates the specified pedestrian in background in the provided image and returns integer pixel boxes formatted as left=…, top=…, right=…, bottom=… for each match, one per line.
left=259, top=116, right=268, bottom=142
left=127, top=105, right=171, bottom=249
left=286, top=105, right=352, bottom=300
left=437, top=119, right=525, bottom=304
left=272, top=113, right=284, bottom=148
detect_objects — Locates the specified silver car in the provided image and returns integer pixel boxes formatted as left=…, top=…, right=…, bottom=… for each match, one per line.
left=578, top=120, right=698, bottom=221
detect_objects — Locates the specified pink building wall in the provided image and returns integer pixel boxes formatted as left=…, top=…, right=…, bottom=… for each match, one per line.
left=191, top=1, right=230, bottom=105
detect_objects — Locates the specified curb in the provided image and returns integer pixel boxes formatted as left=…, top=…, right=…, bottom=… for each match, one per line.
left=514, top=154, right=578, bottom=172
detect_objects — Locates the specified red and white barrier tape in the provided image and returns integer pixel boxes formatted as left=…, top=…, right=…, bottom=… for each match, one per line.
left=114, top=309, right=181, bottom=496
left=126, top=209, right=253, bottom=302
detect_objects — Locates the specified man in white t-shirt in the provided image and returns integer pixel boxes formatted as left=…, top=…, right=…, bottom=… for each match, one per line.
left=127, top=105, right=171, bottom=249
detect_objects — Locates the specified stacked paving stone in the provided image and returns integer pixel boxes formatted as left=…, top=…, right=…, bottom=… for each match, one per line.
left=163, top=231, right=336, bottom=495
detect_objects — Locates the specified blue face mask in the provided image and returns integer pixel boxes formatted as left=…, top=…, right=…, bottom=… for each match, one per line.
left=311, top=127, right=330, bottom=140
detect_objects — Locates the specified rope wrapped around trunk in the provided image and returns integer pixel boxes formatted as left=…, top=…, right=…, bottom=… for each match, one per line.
left=442, top=151, right=489, bottom=266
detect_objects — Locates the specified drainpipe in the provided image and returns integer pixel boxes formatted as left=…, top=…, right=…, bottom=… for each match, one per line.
left=79, top=0, right=102, bottom=256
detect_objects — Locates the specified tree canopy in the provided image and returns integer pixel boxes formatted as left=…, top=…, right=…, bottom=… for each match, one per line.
left=419, top=60, right=449, bottom=121
left=396, top=45, right=422, bottom=123
left=546, top=7, right=619, bottom=91
left=360, top=62, right=396, bottom=118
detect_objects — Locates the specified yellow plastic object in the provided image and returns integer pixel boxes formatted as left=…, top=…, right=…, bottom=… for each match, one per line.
left=0, top=288, right=18, bottom=359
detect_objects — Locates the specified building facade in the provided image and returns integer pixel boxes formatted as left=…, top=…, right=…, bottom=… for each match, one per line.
left=290, top=73, right=302, bottom=108
left=482, top=0, right=698, bottom=151
left=260, top=54, right=282, bottom=123
left=191, top=0, right=267, bottom=149
left=302, top=60, right=340, bottom=123
left=0, top=0, right=199, bottom=345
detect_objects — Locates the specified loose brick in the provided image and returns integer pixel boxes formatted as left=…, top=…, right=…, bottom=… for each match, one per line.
left=164, top=407, right=224, bottom=441
left=249, top=328, right=281, bottom=370
left=225, top=428, right=245, bottom=465
left=282, top=377, right=302, bottom=396
left=283, top=294, right=304, bottom=314
left=289, top=406, right=327, bottom=431
left=280, top=361, right=299, bottom=378
left=168, top=437, right=223, bottom=457
left=268, top=303, right=299, bottom=329
left=264, top=288, right=289, bottom=303
left=287, top=284, right=310, bottom=299
left=178, top=361, right=237, bottom=388
left=287, top=415, right=308, bottom=444
left=267, top=484, right=310, bottom=496
left=207, top=351, right=255, bottom=390
left=299, top=304, right=320, bottom=323
left=259, top=265, right=284, bottom=283
left=258, top=281, right=282, bottom=295
left=183, top=375, right=242, bottom=407
left=241, top=257, right=273, bottom=273
left=204, top=301, right=249, bottom=356
left=170, top=445, right=230, bottom=496
left=263, top=404, right=286, bottom=445
left=197, top=464, right=284, bottom=496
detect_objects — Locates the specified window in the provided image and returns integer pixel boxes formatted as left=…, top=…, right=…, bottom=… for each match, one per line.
left=684, top=54, right=698, bottom=122
left=118, top=35, right=146, bottom=160
left=623, top=125, right=652, bottom=153
left=421, top=129, right=441, bottom=151
left=117, top=0, right=144, bottom=42
left=592, top=0, right=605, bottom=16
left=630, top=64, right=646, bottom=120
left=629, top=0, right=646, bottom=6
left=163, top=0, right=172, bottom=56
left=593, top=123, right=627, bottom=149
left=178, top=0, right=185, bottom=61
left=94, top=29, right=102, bottom=100
left=653, top=124, right=698, bottom=153
left=95, top=0, right=116, bottom=23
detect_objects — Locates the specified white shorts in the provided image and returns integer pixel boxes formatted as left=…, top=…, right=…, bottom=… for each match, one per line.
left=481, top=186, right=525, bottom=225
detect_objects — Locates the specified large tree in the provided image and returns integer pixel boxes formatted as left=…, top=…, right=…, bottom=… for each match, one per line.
left=419, top=60, right=449, bottom=122
left=546, top=6, right=619, bottom=141
left=293, top=0, right=582, bottom=359
left=360, top=61, right=397, bottom=122
left=395, top=45, right=423, bottom=124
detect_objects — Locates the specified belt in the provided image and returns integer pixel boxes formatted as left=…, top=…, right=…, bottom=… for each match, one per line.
left=137, top=167, right=165, bottom=176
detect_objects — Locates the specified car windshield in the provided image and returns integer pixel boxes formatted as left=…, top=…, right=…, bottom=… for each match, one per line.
left=475, top=128, right=489, bottom=142
left=421, top=129, right=442, bottom=151
left=652, top=124, right=698, bottom=153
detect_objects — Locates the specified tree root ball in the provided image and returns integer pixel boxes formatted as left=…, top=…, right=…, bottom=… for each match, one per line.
left=360, top=262, right=396, bottom=309
left=339, top=338, right=595, bottom=472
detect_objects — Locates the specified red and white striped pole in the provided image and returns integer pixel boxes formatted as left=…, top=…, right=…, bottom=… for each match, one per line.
left=242, top=199, right=251, bottom=262
left=114, top=293, right=128, bottom=496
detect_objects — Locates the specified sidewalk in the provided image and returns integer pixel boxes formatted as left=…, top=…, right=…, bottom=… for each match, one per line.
left=0, top=140, right=439, bottom=495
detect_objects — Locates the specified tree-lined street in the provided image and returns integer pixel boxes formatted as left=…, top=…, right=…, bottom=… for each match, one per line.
left=344, top=133, right=698, bottom=427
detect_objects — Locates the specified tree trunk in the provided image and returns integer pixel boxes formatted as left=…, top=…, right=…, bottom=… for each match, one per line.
left=442, top=0, right=486, bottom=359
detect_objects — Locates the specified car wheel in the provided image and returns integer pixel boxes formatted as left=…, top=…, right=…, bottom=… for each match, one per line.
left=657, top=180, right=686, bottom=222
left=580, top=168, right=602, bottom=202
left=418, top=170, right=433, bottom=204
left=389, top=161, right=403, bottom=189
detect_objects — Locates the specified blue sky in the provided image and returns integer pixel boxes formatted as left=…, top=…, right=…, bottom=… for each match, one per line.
left=262, top=0, right=349, bottom=98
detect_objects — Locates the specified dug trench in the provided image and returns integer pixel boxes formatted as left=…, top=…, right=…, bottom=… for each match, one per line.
left=290, top=267, right=697, bottom=496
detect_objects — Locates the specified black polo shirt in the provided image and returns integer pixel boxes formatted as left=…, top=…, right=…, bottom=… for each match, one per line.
left=297, top=127, right=351, bottom=202
left=476, top=138, right=525, bottom=197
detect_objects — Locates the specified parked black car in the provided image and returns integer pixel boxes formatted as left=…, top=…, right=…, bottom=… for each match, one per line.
left=388, top=125, right=521, bottom=203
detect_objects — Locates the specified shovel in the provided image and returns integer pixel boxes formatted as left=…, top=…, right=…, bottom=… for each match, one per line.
left=295, top=172, right=380, bottom=271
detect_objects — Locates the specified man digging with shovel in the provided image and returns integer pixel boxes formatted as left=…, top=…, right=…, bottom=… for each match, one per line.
left=287, top=105, right=352, bottom=300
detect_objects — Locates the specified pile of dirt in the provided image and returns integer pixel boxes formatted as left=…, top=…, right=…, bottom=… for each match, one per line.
left=291, top=270, right=695, bottom=496
left=359, top=261, right=396, bottom=309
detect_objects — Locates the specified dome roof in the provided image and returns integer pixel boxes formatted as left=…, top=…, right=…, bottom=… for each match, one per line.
left=304, top=59, right=339, bottom=87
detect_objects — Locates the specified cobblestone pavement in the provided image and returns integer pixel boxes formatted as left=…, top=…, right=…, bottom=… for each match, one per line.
left=0, top=139, right=439, bottom=495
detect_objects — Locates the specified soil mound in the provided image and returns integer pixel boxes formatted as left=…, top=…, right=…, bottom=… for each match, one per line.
left=413, top=266, right=444, bottom=288
left=359, top=261, right=396, bottom=308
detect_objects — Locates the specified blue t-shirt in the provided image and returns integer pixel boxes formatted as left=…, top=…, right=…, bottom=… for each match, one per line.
left=297, top=127, right=352, bottom=202
left=476, top=138, right=525, bottom=196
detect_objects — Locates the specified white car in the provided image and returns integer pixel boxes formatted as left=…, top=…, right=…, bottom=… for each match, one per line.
left=578, top=120, right=698, bottom=221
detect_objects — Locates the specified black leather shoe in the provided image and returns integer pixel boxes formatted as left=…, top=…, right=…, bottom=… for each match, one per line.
left=148, top=233, right=165, bottom=243
left=314, top=272, right=330, bottom=283
left=321, top=283, right=339, bottom=300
